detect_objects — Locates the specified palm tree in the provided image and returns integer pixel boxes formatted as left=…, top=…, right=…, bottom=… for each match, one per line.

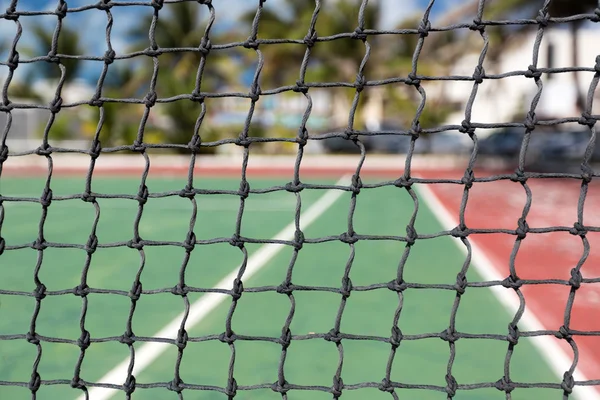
left=25, top=25, right=83, bottom=84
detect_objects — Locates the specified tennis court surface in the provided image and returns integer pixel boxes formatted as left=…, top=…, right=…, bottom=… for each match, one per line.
left=1, top=156, right=598, bottom=400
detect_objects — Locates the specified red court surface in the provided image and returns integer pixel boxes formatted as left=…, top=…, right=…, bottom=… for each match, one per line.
left=421, top=169, right=600, bottom=386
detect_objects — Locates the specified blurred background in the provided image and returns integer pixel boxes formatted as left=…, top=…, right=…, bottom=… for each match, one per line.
left=1, top=0, right=599, bottom=172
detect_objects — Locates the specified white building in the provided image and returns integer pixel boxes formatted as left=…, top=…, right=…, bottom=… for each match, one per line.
left=443, top=27, right=600, bottom=134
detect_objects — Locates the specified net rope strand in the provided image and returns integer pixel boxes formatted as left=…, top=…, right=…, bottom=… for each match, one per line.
left=0, top=0, right=599, bottom=399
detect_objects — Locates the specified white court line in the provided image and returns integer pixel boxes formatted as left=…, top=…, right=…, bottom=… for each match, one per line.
left=415, top=183, right=600, bottom=400
left=79, top=175, right=352, bottom=400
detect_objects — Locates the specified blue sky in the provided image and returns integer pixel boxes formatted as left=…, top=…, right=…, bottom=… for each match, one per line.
left=0, top=0, right=456, bottom=84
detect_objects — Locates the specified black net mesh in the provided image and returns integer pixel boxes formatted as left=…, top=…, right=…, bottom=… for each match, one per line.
left=1, top=0, right=600, bottom=399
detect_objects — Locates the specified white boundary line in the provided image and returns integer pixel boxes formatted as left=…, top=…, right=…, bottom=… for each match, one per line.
left=415, top=183, right=600, bottom=400
left=80, top=175, right=352, bottom=400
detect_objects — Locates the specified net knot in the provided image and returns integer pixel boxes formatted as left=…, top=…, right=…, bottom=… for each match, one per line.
left=418, top=20, right=431, bottom=37
left=324, top=328, right=342, bottom=344
left=455, top=273, right=467, bottom=295
left=77, top=329, right=91, bottom=350
left=405, top=73, right=420, bottom=87
left=354, top=74, right=366, bottom=92
left=129, top=280, right=143, bottom=300
left=279, top=327, right=292, bottom=349
left=501, top=275, right=522, bottom=290
left=175, top=328, right=188, bottom=350
left=445, top=374, right=458, bottom=397
left=570, top=222, right=587, bottom=237
left=293, top=79, right=307, bottom=94
left=459, top=120, right=475, bottom=135
left=136, top=184, right=149, bottom=205
left=4, top=7, right=18, bottom=20
left=81, top=191, right=96, bottom=202
left=32, top=238, right=48, bottom=251
left=36, top=144, right=52, bottom=157
left=219, top=331, right=237, bottom=344
left=561, top=371, right=575, bottom=394
left=304, top=30, right=318, bottom=47
left=103, top=49, right=115, bottom=64
left=379, top=378, right=394, bottom=393
left=330, top=376, right=344, bottom=397
left=97, top=0, right=112, bottom=10
left=293, top=230, right=304, bottom=250
left=89, top=139, right=102, bottom=159
left=0, top=237, right=5, bottom=256
left=406, top=225, right=417, bottom=246
left=450, top=224, right=468, bottom=238
left=231, top=278, right=244, bottom=300
left=46, top=52, right=60, bottom=64
left=390, top=325, right=403, bottom=348
left=187, top=134, right=202, bottom=153
left=199, top=37, right=211, bottom=55
left=89, top=97, right=103, bottom=107
left=352, top=27, right=367, bottom=41
left=276, top=282, right=293, bottom=295
left=581, top=163, right=594, bottom=183
left=7, top=51, right=19, bottom=70
left=394, top=176, right=412, bottom=189
left=249, top=83, right=261, bottom=102
left=229, top=234, right=244, bottom=248
left=461, top=169, right=475, bottom=189
left=472, top=65, right=485, bottom=84
left=145, top=47, right=162, bottom=57
left=238, top=180, right=250, bottom=199
left=70, top=378, right=86, bottom=390
left=340, top=276, right=353, bottom=297
left=440, top=327, right=459, bottom=343
left=123, top=375, right=136, bottom=395
left=85, top=234, right=98, bottom=255
left=569, top=268, right=583, bottom=290
left=243, top=38, right=259, bottom=49
left=525, top=65, right=541, bottom=80
left=40, top=187, right=52, bottom=208
left=343, top=127, right=358, bottom=141
left=49, top=96, right=63, bottom=113
left=340, top=231, right=358, bottom=244
left=26, top=331, right=40, bottom=345
left=33, top=283, right=47, bottom=300
left=469, top=19, right=485, bottom=32
left=127, top=238, right=144, bottom=250
left=285, top=181, right=303, bottom=193
left=387, top=279, right=408, bottom=292
left=411, top=121, right=421, bottom=138
left=556, top=325, right=572, bottom=340
left=55, top=0, right=68, bottom=19
left=578, top=112, right=596, bottom=127
left=351, top=175, right=362, bottom=194
left=119, top=331, right=135, bottom=345
left=73, top=283, right=90, bottom=297
left=184, top=231, right=196, bottom=252
left=595, top=55, right=600, bottom=73
left=515, top=218, right=528, bottom=239
left=171, top=283, right=188, bottom=296
left=28, top=372, right=41, bottom=393
left=167, top=377, right=184, bottom=393
left=0, top=145, right=9, bottom=163
left=226, top=377, right=238, bottom=397
left=179, top=186, right=196, bottom=199
left=144, top=91, right=157, bottom=107
left=271, top=380, right=290, bottom=394
left=536, top=10, right=550, bottom=27
left=507, top=323, right=519, bottom=345
left=151, top=0, right=163, bottom=9
left=510, top=169, right=527, bottom=183
left=0, top=101, right=13, bottom=112
left=190, top=91, right=204, bottom=103
left=494, top=376, right=515, bottom=393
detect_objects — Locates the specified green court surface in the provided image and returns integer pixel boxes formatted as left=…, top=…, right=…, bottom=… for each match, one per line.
left=0, top=176, right=558, bottom=399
